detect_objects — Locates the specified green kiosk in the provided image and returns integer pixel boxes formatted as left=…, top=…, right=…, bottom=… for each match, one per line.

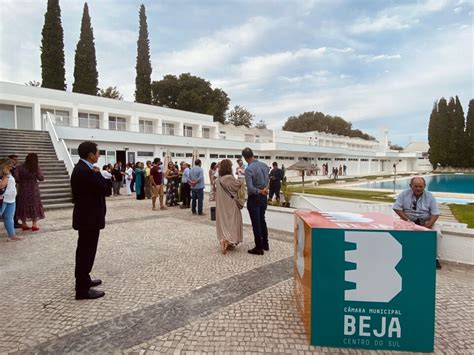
left=294, top=210, right=436, bottom=352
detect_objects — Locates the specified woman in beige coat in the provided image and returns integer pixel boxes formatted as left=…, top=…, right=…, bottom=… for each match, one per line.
left=215, top=159, right=243, bottom=254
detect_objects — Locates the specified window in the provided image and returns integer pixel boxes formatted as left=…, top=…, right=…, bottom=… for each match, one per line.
left=79, top=112, right=100, bottom=129
left=265, top=156, right=271, bottom=160
left=199, top=154, right=205, bottom=158
left=69, top=148, right=79, bottom=155
left=219, top=154, right=226, bottom=158
left=137, top=151, right=154, bottom=157
left=0, top=104, right=15, bottom=129
left=54, top=110, right=70, bottom=126
left=210, top=154, right=218, bottom=159
left=183, top=125, right=193, bottom=137
left=255, top=135, right=260, bottom=143
left=234, top=154, right=242, bottom=159
left=109, top=116, right=126, bottom=131
left=227, top=155, right=234, bottom=158
left=202, top=127, right=210, bottom=139
left=245, top=134, right=254, bottom=143
left=16, top=106, right=33, bottom=130
left=175, top=153, right=184, bottom=157
left=163, top=122, right=175, bottom=135
left=360, top=159, right=369, bottom=162
left=219, top=130, right=226, bottom=139
left=99, top=150, right=106, bottom=155
left=139, top=120, right=153, bottom=133
left=186, top=153, right=193, bottom=158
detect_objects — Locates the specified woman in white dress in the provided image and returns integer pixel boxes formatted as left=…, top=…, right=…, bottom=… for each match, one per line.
left=125, top=163, right=133, bottom=195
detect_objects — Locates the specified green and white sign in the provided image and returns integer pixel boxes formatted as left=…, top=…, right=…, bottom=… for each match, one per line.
left=311, top=228, right=437, bottom=352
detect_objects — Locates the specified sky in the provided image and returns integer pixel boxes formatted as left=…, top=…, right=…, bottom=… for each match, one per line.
left=0, top=0, right=472, bottom=146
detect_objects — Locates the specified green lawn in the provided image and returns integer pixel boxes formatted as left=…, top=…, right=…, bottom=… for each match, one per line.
left=449, top=204, right=474, bottom=228
left=289, top=187, right=395, bottom=202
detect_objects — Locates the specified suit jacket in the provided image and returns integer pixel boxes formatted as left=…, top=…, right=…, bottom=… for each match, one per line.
left=71, top=160, right=109, bottom=231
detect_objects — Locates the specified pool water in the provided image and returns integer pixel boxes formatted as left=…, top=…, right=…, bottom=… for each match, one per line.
left=361, top=174, right=474, bottom=194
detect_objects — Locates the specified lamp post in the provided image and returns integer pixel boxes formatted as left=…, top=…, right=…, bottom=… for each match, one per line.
left=393, top=163, right=398, bottom=193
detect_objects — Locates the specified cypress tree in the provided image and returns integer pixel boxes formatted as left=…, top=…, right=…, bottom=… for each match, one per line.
left=451, top=96, right=466, bottom=167
left=40, top=0, right=66, bottom=90
left=466, top=99, right=474, bottom=167
left=135, top=4, right=152, bottom=104
left=437, top=98, right=450, bottom=167
left=72, top=2, right=98, bottom=95
left=428, top=101, right=440, bottom=168
left=446, top=97, right=458, bottom=167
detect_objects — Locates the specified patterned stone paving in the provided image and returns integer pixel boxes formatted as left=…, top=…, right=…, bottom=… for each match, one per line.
left=0, top=196, right=472, bottom=354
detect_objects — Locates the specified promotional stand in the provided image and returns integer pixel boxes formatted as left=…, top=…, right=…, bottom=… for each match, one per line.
left=294, top=211, right=436, bottom=352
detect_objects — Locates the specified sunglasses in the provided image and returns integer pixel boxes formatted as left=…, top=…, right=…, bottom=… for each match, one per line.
left=412, top=201, right=417, bottom=210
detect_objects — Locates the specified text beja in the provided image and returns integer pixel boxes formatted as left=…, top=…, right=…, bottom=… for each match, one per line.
left=344, top=315, right=401, bottom=338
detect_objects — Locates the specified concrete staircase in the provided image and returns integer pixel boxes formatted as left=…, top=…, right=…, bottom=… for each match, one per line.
left=0, top=128, right=72, bottom=210
left=438, top=204, right=459, bottom=223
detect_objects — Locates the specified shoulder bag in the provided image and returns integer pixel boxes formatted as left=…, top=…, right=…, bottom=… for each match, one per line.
left=219, top=180, right=244, bottom=209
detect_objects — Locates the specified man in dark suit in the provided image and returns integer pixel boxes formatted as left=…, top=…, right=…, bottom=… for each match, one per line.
left=71, top=141, right=109, bottom=300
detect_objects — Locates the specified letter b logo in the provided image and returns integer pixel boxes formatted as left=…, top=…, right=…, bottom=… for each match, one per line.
left=345, top=231, right=402, bottom=303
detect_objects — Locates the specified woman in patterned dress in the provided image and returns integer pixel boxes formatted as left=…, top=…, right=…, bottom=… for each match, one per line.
left=165, top=161, right=179, bottom=206
left=16, top=153, right=45, bottom=232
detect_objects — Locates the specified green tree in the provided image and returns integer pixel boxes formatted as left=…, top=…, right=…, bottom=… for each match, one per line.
left=151, top=73, right=230, bottom=123
left=135, top=4, right=152, bottom=104
left=72, top=2, right=98, bottom=95
left=99, top=86, right=123, bottom=100
left=254, top=119, right=267, bottom=129
left=227, top=105, right=254, bottom=127
left=428, top=101, right=441, bottom=168
left=428, top=98, right=450, bottom=168
left=447, top=96, right=466, bottom=167
left=40, top=0, right=66, bottom=90
left=282, top=111, right=374, bottom=140
left=466, top=99, right=474, bottom=167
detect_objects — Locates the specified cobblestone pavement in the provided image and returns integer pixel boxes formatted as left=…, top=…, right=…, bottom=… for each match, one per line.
left=0, top=196, right=472, bottom=354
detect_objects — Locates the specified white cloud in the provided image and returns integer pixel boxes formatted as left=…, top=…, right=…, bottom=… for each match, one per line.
left=214, top=47, right=353, bottom=91
left=357, top=54, right=401, bottom=62
left=246, top=25, right=472, bottom=133
left=350, top=0, right=453, bottom=34
left=153, top=16, right=277, bottom=76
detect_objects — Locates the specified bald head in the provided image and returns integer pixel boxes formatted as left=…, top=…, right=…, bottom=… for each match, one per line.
left=410, top=176, right=426, bottom=197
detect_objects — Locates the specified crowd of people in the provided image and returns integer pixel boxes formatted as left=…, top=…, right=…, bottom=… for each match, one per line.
left=0, top=153, right=45, bottom=241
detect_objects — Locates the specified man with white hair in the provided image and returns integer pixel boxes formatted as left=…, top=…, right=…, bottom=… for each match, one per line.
left=393, top=176, right=442, bottom=269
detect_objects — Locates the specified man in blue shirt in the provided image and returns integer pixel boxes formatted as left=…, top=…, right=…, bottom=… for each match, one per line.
left=189, top=159, right=205, bottom=215
left=393, top=176, right=442, bottom=269
left=242, top=147, right=270, bottom=255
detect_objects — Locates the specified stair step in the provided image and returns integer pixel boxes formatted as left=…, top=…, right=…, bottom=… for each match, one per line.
left=44, top=203, right=73, bottom=211
left=42, top=192, right=72, bottom=200
left=43, top=197, right=73, bottom=205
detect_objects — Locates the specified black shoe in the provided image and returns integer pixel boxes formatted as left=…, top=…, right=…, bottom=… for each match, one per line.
left=89, top=279, right=102, bottom=288
left=248, top=247, right=264, bottom=255
left=263, top=246, right=269, bottom=251
left=436, top=259, right=442, bottom=270
left=75, top=289, right=105, bottom=300
left=14, top=223, right=21, bottom=229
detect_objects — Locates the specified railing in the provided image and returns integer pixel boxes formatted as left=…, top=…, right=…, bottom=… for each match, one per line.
left=50, top=114, right=384, bottom=153
left=45, top=113, right=75, bottom=177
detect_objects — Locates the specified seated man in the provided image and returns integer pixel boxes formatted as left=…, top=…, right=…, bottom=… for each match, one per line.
left=393, top=176, right=442, bottom=269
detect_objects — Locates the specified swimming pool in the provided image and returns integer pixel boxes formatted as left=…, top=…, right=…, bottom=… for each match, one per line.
left=359, top=174, right=474, bottom=194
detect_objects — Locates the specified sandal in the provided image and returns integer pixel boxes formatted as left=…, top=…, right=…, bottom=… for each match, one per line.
left=21, top=225, right=31, bottom=231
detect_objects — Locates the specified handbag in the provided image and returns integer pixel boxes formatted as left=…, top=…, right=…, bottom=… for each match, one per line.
left=220, top=180, right=244, bottom=209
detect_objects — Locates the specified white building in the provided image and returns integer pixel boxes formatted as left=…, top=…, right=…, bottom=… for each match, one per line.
left=0, top=81, right=428, bottom=176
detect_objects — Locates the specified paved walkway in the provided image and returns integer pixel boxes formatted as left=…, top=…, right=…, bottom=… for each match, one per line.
left=0, top=196, right=472, bottom=354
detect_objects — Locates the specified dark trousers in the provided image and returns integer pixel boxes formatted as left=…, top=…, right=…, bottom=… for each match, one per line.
left=182, top=183, right=191, bottom=207
left=247, top=194, right=268, bottom=250
left=75, top=229, right=100, bottom=291
left=191, top=188, right=204, bottom=214
left=269, top=183, right=281, bottom=200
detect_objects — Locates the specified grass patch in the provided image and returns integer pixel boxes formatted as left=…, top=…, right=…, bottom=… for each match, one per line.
left=449, top=204, right=474, bottom=228
left=289, top=187, right=395, bottom=203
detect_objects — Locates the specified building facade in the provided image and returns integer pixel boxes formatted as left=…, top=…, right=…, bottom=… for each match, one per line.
left=0, top=81, right=429, bottom=178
